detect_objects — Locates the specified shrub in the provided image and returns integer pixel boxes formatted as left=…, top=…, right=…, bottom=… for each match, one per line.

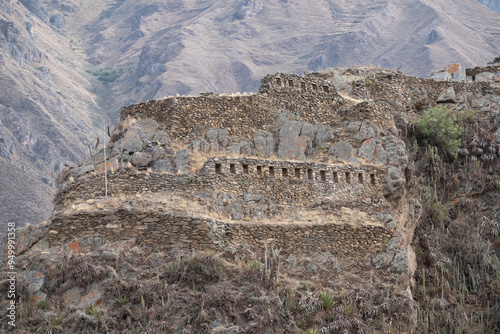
left=320, top=291, right=334, bottom=310
left=428, top=201, right=448, bottom=228
left=418, top=106, right=467, bottom=160
left=250, top=260, right=261, bottom=272
left=85, top=304, right=99, bottom=317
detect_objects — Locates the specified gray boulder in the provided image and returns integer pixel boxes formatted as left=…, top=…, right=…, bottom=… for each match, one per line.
left=358, top=138, right=377, bottom=161
left=328, top=140, right=356, bottom=160
left=374, top=144, right=388, bottom=165
left=152, top=159, right=175, bottom=173
left=230, top=140, right=253, bottom=156
left=193, top=128, right=229, bottom=152
left=254, top=131, right=276, bottom=156
left=313, top=124, right=333, bottom=147
left=151, top=130, right=169, bottom=146
left=429, top=70, right=451, bottom=81
left=151, top=146, right=166, bottom=161
left=130, top=152, right=152, bottom=167
left=437, top=87, right=456, bottom=103
left=346, top=121, right=361, bottom=133
left=174, top=149, right=190, bottom=174
left=383, top=166, right=406, bottom=200
left=277, top=121, right=311, bottom=160
left=131, top=119, right=159, bottom=139
left=451, top=66, right=466, bottom=82
left=119, top=128, right=144, bottom=153
left=475, top=72, right=495, bottom=82
left=386, top=139, right=408, bottom=166
left=354, top=120, right=376, bottom=141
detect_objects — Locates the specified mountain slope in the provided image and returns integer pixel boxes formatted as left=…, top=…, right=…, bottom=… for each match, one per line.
left=477, top=0, right=500, bottom=12
left=76, top=0, right=500, bottom=106
left=0, top=0, right=107, bottom=224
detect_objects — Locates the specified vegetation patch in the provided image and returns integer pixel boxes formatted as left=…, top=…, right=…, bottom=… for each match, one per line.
left=87, top=67, right=122, bottom=83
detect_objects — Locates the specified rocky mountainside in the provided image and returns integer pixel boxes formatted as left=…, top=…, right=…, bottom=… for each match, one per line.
left=0, top=0, right=106, bottom=225
left=0, top=0, right=499, bottom=228
left=1, top=61, right=500, bottom=333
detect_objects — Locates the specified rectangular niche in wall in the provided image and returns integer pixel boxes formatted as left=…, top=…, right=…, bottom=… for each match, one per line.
left=230, top=163, right=236, bottom=174
left=257, top=165, right=263, bottom=175
left=323, top=86, right=329, bottom=93
left=358, top=173, right=363, bottom=183
left=370, top=174, right=376, bottom=185
left=333, top=171, right=339, bottom=182
left=215, top=163, right=222, bottom=174
left=345, top=172, right=351, bottom=184
left=320, top=170, right=326, bottom=181
left=301, top=82, right=306, bottom=90
left=269, top=166, right=275, bottom=177
left=276, top=78, right=281, bottom=85
left=295, top=168, right=301, bottom=178
left=308, top=169, right=313, bottom=180
left=282, top=168, right=288, bottom=177
left=288, top=79, right=294, bottom=87
left=312, top=84, right=318, bottom=91
left=242, top=164, right=249, bottom=174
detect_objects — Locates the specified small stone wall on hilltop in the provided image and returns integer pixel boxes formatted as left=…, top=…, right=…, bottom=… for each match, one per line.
left=56, top=158, right=385, bottom=209
left=335, top=68, right=500, bottom=114
left=121, top=73, right=346, bottom=142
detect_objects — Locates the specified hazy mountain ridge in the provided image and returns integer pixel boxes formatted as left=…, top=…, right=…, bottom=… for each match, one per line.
left=80, top=0, right=500, bottom=107
left=477, top=0, right=500, bottom=12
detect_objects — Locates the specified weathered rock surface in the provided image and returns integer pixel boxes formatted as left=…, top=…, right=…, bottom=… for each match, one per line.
left=329, top=140, right=356, bottom=160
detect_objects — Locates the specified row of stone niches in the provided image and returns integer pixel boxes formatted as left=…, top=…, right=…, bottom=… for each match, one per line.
left=275, top=77, right=331, bottom=93
left=214, top=162, right=376, bottom=185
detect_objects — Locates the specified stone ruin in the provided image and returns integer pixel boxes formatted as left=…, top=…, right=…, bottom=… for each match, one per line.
left=49, top=63, right=500, bottom=283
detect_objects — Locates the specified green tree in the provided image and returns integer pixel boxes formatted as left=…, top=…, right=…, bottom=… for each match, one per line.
left=418, top=106, right=466, bottom=160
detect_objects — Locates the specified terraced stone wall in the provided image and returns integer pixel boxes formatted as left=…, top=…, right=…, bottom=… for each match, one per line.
left=49, top=209, right=394, bottom=259
left=120, top=73, right=346, bottom=142
left=56, top=158, right=385, bottom=208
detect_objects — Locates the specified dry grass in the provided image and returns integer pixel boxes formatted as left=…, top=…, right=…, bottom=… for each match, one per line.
left=65, top=191, right=382, bottom=228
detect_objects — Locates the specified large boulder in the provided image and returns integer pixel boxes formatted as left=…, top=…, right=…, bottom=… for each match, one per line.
left=174, top=149, right=190, bottom=174
left=383, top=167, right=406, bottom=200
left=328, top=140, right=356, bottom=160
left=358, top=138, right=377, bottom=161
left=354, top=120, right=377, bottom=141
left=151, top=130, right=169, bottom=146
left=374, top=144, right=388, bottom=165
left=192, top=128, right=229, bottom=152
left=429, top=70, right=451, bottom=81
left=119, top=128, right=144, bottom=153
left=437, top=87, right=456, bottom=103
left=152, top=159, right=175, bottom=173
left=385, top=138, right=408, bottom=166
left=131, top=119, right=159, bottom=138
left=130, top=152, right=152, bottom=167
left=253, top=131, right=276, bottom=156
left=313, top=124, right=333, bottom=147
left=276, top=121, right=312, bottom=160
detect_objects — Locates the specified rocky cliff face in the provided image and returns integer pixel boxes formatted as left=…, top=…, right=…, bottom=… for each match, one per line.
left=0, top=0, right=106, bottom=228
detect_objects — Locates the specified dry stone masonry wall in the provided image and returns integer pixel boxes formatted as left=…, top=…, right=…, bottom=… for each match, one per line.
left=49, top=209, right=394, bottom=259
left=56, top=157, right=385, bottom=209
left=121, top=74, right=346, bottom=143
